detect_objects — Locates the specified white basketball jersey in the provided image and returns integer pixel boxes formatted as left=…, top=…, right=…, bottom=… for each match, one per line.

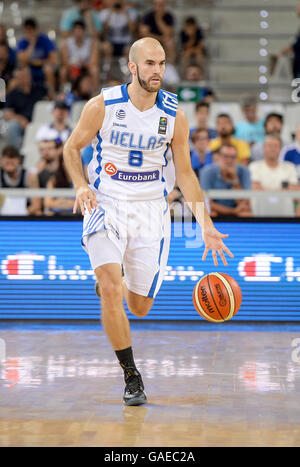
left=87, top=83, right=178, bottom=201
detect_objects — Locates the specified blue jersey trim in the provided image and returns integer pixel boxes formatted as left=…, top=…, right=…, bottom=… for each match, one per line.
left=147, top=236, right=165, bottom=298
left=93, top=132, right=103, bottom=189
left=161, top=143, right=169, bottom=197
left=104, top=83, right=129, bottom=106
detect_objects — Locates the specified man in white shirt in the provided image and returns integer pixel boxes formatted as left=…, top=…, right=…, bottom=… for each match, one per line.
left=99, top=0, right=137, bottom=61
left=249, top=134, right=300, bottom=216
left=249, top=134, right=298, bottom=190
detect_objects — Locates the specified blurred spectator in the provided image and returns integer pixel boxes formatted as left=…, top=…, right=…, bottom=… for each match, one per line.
left=36, top=139, right=61, bottom=188
left=64, top=72, right=93, bottom=106
left=4, top=66, right=48, bottom=149
left=35, top=100, right=72, bottom=144
left=190, top=101, right=217, bottom=141
left=180, top=17, right=205, bottom=70
left=60, top=19, right=99, bottom=92
left=99, top=0, right=137, bottom=61
left=17, top=18, right=58, bottom=93
left=0, top=42, right=15, bottom=91
left=280, top=124, right=300, bottom=181
left=249, top=135, right=299, bottom=190
left=277, top=2, right=300, bottom=78
left=203, top=89, right=216, bottom=104
left=200, top=143, right=252, bottom=217
left=209, top=114, right=251, bottom=165
left=141, top=0, right=175, bottom=65
left=190, top=128, right=213, bottom=177
left=184, top=64, right=205, bottom=81
left=234, top=96, right=265, bottom=144
left=60, top=0, right=103, bottom=39
left=0, top=24, right=16, bottom=67
left=0, top=145, right=42, bottom=215
left=251, top=113, right=286, bottom=161
left=44, top=154, right=75, bottom=216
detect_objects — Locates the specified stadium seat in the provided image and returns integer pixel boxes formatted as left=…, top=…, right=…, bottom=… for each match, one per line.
left=208, top=102, right=244, bottom=127
left=32, top=101, right=54, bottom=124
left=71, top=101, right=87, bottom=127
left=251, top=194, right=295, bottom=217
left=257, top=103, right=285, bottom=120
left=21, top=122, right=43, bottom=169
left=178, top=102, right=197, bottom=127
left=284, top=104, right=300, bottom=134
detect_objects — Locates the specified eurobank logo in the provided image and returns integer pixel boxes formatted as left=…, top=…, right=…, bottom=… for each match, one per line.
left=238, top=254, right=300, bottom=282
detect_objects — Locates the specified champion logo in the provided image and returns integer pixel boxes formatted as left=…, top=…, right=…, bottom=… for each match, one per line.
left=104, top=162, right=117, bottom=175
left=116, top=109, right=126, bottom=120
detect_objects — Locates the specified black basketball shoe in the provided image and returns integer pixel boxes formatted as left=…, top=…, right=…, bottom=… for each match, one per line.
left=95, top=281, right=101, bottom=298
left=123, top=367, right=147, bottom=406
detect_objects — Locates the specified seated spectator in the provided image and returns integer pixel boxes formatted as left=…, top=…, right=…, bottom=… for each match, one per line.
left=60, top=0, right=103, bottom=39
left=180, top=17, right=205, bottom=70
left=141, top=0, right=176, bottom=65
left=249, top=135, right=299, bottom=190
left=36, top=100, right=72, bottom=144
left=36, top=139, right=61, bottom=188
left=280, top=123, right=300, bottom=181
left=234, top=96, right=265, bottom=145
left=44, top=155, right=75, bottom=216
left=64, top=72, right=93, bottom=107
left=190, top=129, right=213, bottom=177
left=17, top=18, right=58, bottom=93
left=251, top=112, right=287, bottom=161
left=184, top=63, right=205, bottom=81
left=200, top=143, right=252, bottom=217
left=209, top=114, right=251, bottom=165
left=0, top=145, right=42, bottom=215
left=0, top=42, right=15, bottom=91
left=4, top=66, right=48, bottom=149
left=99, top=0, right=137, bottom=62
left=190, top=101, right=217, bottom=141
left=60, top=19, right=99, bottom=92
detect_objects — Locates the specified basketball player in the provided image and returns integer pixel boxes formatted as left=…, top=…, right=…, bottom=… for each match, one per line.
left=63, top=37, right=233, bottom=406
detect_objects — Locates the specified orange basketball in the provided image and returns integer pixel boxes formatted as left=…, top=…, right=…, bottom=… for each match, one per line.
left=193, top=273, right=242, bottom=322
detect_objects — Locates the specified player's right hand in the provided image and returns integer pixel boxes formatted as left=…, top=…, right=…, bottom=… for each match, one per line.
left=73, top=185, right=98, bottom=216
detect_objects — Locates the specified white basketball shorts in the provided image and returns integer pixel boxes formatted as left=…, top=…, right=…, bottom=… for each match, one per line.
left=81, top=192, right=171, bottom=298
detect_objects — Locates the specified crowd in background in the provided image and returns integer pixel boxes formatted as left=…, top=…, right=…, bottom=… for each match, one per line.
left=1, top=0, right=300, bottom=217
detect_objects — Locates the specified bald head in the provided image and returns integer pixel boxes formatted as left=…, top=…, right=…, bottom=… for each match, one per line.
left=129, top=37, right=165, bottom=64
left=128, top=37, right=166, bottom=93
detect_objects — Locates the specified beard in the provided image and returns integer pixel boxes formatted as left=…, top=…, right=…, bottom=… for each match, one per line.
left=136, top=65, right=162, bottom=93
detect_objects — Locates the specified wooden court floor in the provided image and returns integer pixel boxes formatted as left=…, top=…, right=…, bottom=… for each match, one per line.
left=0, top=324, right=300, bottom=447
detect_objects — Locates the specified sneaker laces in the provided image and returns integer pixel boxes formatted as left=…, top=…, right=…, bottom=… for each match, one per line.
left=124, top=367, right=144, bottom=394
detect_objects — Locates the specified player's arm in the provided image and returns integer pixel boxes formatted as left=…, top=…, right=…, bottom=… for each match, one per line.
left=63, top=93, right=105, bottom=215
left=171, top=108, right=234, bottom=266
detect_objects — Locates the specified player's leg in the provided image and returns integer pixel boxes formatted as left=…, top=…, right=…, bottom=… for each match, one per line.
left=86, top=231, right=147, bottom=406
left=122, top=279, right=154, bottom=318
left=96, top=263, right=130, bottom=350
left=123, top=199, right=171, bottom=317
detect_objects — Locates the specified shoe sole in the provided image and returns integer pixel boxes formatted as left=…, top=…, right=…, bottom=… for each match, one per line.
left=124, top=396, right=147, bottom=406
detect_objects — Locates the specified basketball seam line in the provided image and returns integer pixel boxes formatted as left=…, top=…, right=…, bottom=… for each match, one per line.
left=194, top=281, right=220, bottom=323
left=207, top=274, right=225, bottom=322
left=214, top=273, right=235, bottom=320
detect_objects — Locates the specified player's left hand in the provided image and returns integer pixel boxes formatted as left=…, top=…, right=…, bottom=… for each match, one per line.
left=202, top=225, right=234, bottom=266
